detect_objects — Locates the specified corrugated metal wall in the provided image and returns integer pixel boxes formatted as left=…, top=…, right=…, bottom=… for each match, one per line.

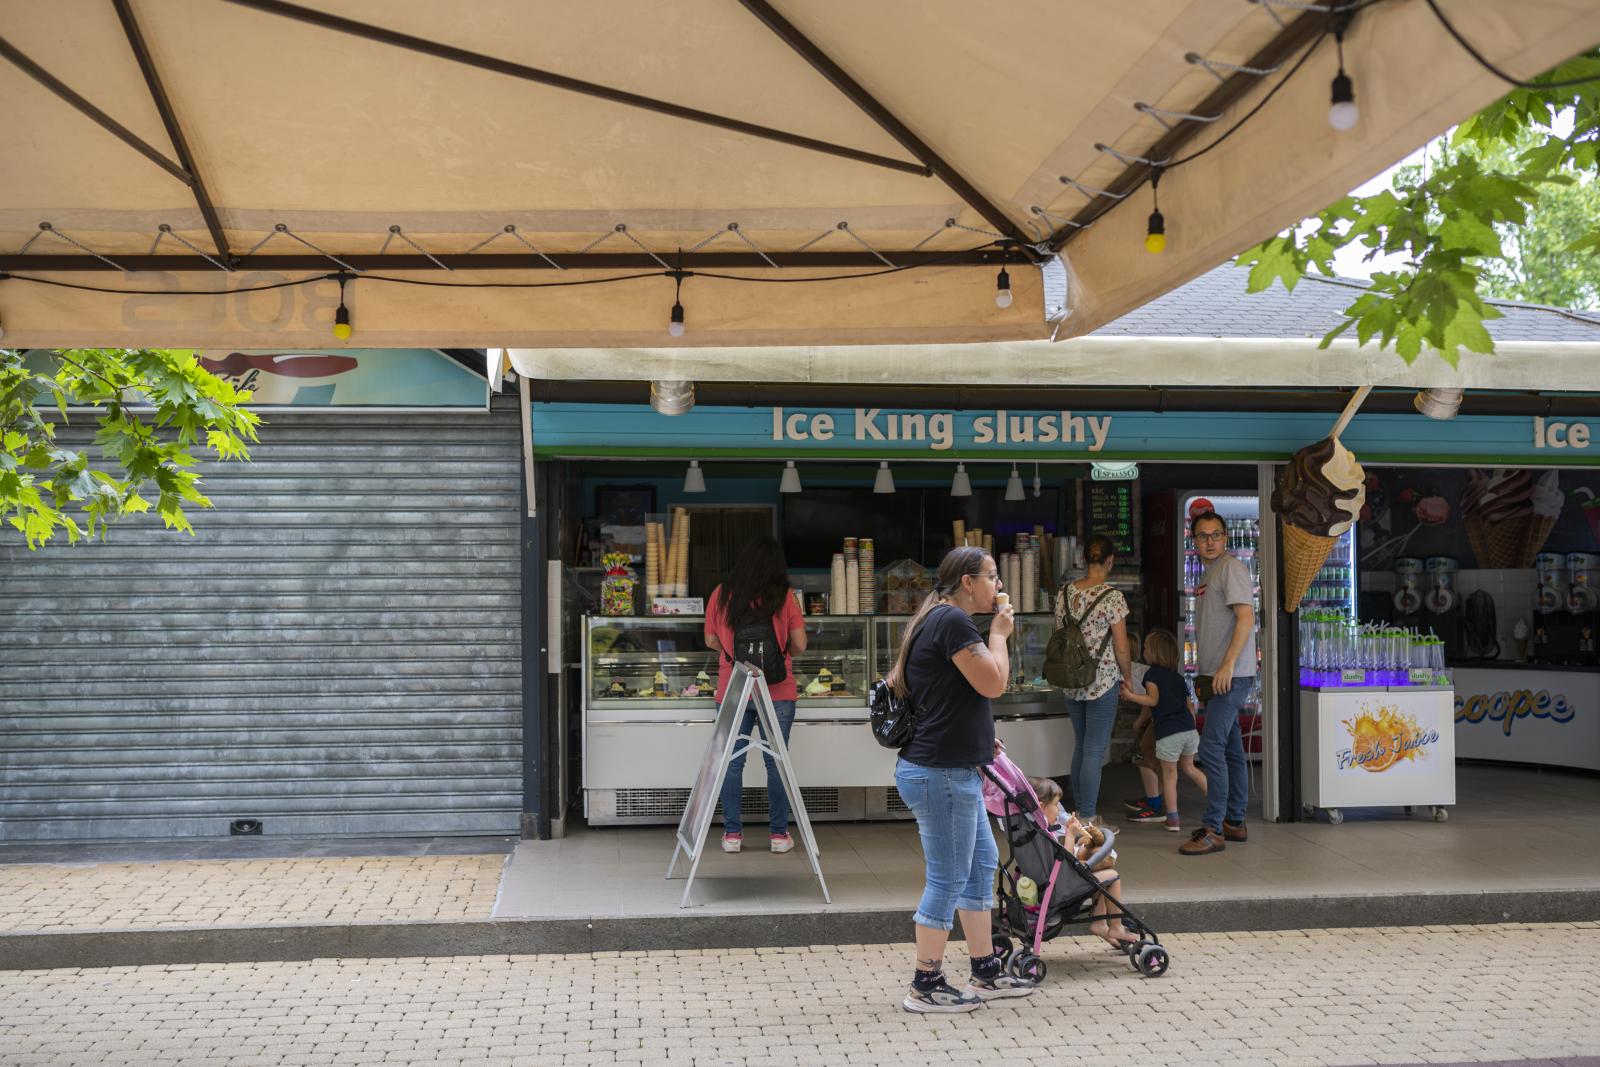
left=0, top=401, right=524, bottom=841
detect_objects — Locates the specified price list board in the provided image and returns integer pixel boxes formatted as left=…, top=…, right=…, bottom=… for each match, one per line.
left=1078, top=480, right=1140, bottom=563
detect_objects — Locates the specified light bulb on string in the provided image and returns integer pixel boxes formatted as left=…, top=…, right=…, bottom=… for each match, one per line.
left=1328, top=16, right=1359, bottom=131
left=994, top=267, right=1013, bottom=309
left=1032, top=462, right=1041, bottom=498
left=1144, top=166, right=1166, bottom=254
left=331, top=273, right=352, bottom=340
left=667, top=252, right=687, bottom=337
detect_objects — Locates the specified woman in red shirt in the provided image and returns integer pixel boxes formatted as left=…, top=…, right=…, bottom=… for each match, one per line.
left=703, top=536, right=808, bottom=854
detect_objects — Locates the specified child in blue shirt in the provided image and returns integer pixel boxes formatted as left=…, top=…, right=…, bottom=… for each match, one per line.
left=1120, top=630, right=1208, bottom=833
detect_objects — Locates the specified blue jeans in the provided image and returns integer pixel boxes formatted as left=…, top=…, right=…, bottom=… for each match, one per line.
left=718, top=699, right=797, bottom=836
left=1199, top=676, right=1252, bottom=832
left=894, top=758, right=997, bottom=931
left=1065, top=688, right=1119, bottom=820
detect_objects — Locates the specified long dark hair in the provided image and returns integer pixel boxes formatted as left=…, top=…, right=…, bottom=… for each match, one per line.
left=718, top=535, right=792, bottom=629
left=885, top=546, right=990, bottom=697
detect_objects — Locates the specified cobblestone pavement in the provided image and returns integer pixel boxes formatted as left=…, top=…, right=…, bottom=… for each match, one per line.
left=2, top=923, right=1597, bottom=1066
left=0, top=856, right=506, bottom=931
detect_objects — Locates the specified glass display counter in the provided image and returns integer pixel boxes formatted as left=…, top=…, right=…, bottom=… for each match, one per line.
left=871, top=614, right=1065, bottom=706
left=585, top=616, right=719, bottom=710
left=582, top=613, right=1073, bottom=824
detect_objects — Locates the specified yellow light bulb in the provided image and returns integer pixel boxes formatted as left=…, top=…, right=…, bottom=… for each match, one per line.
left=332, top=322, right=353, bottom=340
left=1144, top=232, right=1167, bottom=254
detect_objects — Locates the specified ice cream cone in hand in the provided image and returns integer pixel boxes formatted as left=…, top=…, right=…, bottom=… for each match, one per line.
left=1271, top=436, right=1366, bottom=612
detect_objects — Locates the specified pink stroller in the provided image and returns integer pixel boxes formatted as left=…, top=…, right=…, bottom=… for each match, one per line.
left=981, top=749, right=1171, bottom=982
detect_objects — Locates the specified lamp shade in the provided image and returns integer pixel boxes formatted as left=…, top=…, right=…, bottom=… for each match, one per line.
left=1005, top=465, right=1025, bottom=501
left=649, top=379, right=694, bottom=415
left=683, top=460, right=706, bottom=493
left=1414, top=387, right=1463, bottom=420
left=873, top=461, right=895, bottom=494
left=951, top=463, right=972, bottom=497
left=779, top=460, right=802, bottom=494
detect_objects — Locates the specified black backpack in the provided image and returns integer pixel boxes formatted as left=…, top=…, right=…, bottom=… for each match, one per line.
left=728, top=611, right=786, bottom=684
left=1043, top=586, right=1115, bottom=689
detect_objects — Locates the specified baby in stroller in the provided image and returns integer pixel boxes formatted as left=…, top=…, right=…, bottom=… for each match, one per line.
left=981, top=749, right=1170, bottom=982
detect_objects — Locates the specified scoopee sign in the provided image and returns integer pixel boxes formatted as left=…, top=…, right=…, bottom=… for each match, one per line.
left=1453, top=667, right=1599, bottom=772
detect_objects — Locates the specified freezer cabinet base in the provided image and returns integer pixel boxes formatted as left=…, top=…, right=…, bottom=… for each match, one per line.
left=1298, top=688, right=1456, bottom=812
left=586, top=786, right=922, bottom=827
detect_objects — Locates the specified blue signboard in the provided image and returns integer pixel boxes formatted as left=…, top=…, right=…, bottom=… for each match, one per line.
left=530, top=403, right=1600, bottom=466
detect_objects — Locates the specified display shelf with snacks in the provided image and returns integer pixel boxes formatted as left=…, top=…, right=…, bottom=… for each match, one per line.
left=870, top=614, right=1066, bottom=706
left=583, top=612, right=1078, bottom=823
left=585, top=616, right=720, bottom=710
left=792, top=618, right=871, bottom=703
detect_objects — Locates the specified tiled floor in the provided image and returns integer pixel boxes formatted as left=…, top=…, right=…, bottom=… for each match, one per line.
left=495, top=762, right=1600, bottom=918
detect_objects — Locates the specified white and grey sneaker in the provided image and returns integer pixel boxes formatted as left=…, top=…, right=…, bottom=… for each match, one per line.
left=966, top=970, right=1037, bottom=1000
left=903, top=974, right=982, bottom=1014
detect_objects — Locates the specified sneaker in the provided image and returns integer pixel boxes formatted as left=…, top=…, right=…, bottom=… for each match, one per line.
left=1178, top=827, right=1225, bottom=855
left=903, top=974, right=982, bottom=1014
left=1223, top=820, right=1249, bottom=842
left=770, top=832, right=794, bottom=854
left=1164, top=818, right=1183, bottom=833
left=721, top=833, right=742, bottom=853
left=1122, top=796, right=1149, bottom=813
left=1126, top=805, right=1166, bottom=823
left=966, top=971, right=1037, bottom=1000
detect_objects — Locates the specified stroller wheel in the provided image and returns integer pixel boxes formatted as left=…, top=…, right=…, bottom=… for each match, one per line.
left=1009, top=951, right=1047, bottom=984
left=1135, top=944, right=1170, bottom=978
left=991, top=934, right=1013, bottom=965
left=1127, top=941, right=1147, bottom=971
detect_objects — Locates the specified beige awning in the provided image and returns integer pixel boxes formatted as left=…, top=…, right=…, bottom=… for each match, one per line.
left=3, top=0, right=1598, bottom=348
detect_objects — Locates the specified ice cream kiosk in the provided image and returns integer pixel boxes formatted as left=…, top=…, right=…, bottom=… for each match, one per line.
left=1276, top=390, right=1456, bottom=823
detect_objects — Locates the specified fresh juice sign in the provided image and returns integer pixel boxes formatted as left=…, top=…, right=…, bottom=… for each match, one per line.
left=1337, top=704, right=1441, bottom=772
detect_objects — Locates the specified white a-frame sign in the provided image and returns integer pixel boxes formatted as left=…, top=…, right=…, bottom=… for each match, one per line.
left=666, top=661, right=830, bottom=908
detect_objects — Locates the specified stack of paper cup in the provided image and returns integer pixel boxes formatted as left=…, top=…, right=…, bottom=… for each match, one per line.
left=952, top=520, right=966, bottom=549
left=860, top=538, right=876, bottom=614
left=1021, top=545, right=1037, bottom=614
left=830, top=553, right=846, bottom=615
left=846, top=558, right=860, bottom=615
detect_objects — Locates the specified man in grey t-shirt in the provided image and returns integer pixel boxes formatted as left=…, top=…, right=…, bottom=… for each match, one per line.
left=1179, top=510, right=1257, bottom=856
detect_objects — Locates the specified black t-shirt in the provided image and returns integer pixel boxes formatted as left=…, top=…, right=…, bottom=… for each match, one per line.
left=1145, top=665, right=1195, bottom=740
left=898, top=605, right=994, bottom=768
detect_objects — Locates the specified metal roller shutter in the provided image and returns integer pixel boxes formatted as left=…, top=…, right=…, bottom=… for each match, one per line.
left=0, top=400, right=523, bottom=841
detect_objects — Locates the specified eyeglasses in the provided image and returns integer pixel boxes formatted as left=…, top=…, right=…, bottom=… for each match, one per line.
left=1193, top=531, right=1227, bottom=543
left=979, top=571, right=1000, bottom=581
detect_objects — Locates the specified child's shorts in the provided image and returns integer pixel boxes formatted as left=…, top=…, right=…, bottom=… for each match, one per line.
left=1155, top=729, right=1201, bottom=762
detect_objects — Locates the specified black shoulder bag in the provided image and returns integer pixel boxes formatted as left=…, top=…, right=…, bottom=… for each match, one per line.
left=868, top=606, right=943, bottom=749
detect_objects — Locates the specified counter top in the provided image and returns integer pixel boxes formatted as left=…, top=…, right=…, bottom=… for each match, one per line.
left=1449, top=659, right=1599, bottom=674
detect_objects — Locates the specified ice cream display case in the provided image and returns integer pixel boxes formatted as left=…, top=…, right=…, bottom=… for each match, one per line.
left=581, top=612, right=1075, bottom=824
left=794, top=618, right=871, bottom=704
left=872, top=613, right=1075, bottom=782
left=582, top=613, right=893, bottom=826
left=871, top=614, right=1063, bottom=709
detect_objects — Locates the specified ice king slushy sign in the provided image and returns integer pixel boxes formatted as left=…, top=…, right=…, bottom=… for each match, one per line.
left=771, top=408, right=1114, bottom=452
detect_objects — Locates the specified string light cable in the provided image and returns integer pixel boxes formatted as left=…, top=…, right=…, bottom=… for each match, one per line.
left=1424, top=0, right=1600, bottom=90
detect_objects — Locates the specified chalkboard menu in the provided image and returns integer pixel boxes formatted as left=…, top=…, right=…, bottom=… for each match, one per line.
left=1079, top=480, right=1140, bottom=562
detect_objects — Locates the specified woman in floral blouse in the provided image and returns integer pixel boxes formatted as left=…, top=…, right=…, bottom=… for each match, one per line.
left=1054, top=534, right=1134, bottom=820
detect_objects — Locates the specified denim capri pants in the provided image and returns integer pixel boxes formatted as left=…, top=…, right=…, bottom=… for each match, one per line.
left=893, top=757, right=997, bottom=930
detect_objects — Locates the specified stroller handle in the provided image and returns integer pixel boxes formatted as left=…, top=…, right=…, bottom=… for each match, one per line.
left=1080, top=827, right=1117, bottom=871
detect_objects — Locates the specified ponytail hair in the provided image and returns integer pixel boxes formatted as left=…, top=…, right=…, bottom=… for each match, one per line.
left=1084, top=534, right=1117, bottom=569
left=885, top=546, right=990, bottom=697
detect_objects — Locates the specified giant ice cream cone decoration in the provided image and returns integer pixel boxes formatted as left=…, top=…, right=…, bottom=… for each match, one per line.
left=1271, top=389, right=1368, bottom=613
left=1460, top=469, right=1561, bottom=568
